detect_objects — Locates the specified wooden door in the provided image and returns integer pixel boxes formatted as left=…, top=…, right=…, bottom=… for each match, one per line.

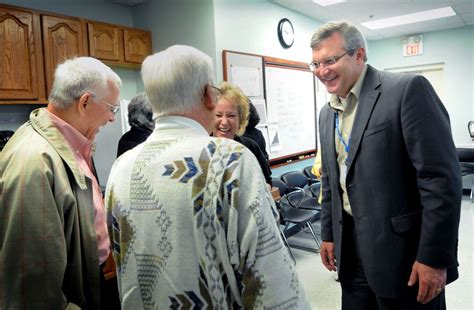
left=0, top=7, right=45, bottom=101
left=42, top=15, right=87, bottom=95
left=87, top=22, right=123, bottom=62
left=123, top=28, right=151, bottom=64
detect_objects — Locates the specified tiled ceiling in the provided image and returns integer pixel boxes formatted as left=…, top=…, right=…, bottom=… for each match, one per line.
left=270, top=0, right=474, bottom=40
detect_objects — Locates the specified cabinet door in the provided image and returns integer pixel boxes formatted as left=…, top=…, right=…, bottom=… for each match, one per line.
left=42, top=15, right=87, bottom=95
left=88, top=22, right=123, bottom=62
left=123, top=28, right=152, bottom=64
left=0, top=7, right=45, bottom=101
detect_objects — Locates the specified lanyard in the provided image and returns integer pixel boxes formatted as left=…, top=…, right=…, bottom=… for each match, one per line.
left=335, top=112, right=350, bottom=154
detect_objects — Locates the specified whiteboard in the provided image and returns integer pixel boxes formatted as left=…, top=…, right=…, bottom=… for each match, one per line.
left=265, top=67, right=317, bottom=160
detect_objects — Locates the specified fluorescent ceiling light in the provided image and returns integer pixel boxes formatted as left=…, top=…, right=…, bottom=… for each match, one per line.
left=361, top=7, right=456, bottom=30
left=312, top=0, right=346, bottom=7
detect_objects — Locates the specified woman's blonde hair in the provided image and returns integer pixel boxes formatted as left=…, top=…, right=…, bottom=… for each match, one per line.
left=217, top=81, right=249, bottom=136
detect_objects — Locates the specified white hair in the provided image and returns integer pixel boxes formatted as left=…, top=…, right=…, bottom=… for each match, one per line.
left=49, top=57, right=122, bottom=108
left=141, top=45, right=215, bottom=117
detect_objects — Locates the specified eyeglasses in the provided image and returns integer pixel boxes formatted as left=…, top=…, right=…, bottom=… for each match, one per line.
left=207, top=85, right=223, bottom=102
left=209, top=85, right=223, bottom=96
left=309, top=51, right=349, bottom=72
left=92, top=94, right=120, bottom=115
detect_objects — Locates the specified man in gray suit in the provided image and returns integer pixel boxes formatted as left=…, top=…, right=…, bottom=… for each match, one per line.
left=312, top=21, right=461, bottom=309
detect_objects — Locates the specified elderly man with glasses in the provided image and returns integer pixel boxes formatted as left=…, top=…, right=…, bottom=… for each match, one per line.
left=105, top=45, right=310, bottom=309
left=0, top=56, right=122, bottom=309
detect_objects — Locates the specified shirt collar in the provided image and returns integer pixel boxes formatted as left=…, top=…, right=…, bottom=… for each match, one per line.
left=154, top=115, right=209, bottom=136
left=46, top=110, right=94, bottom=160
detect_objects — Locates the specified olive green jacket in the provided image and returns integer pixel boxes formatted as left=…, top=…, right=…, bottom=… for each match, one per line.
left=0, top=108, right=100, bottom=309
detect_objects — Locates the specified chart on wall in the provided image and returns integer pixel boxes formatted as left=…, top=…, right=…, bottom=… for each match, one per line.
left=265, top=66, right=316, bottom=160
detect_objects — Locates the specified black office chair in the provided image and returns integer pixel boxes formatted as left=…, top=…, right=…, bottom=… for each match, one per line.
left=272, top=178, right=321, bottom=260
left=457, top=148, right=474, bottom=201
left=272, top=178, right=288, bottom=197
left=308, top=181, right=321, bottom=198
left=280, top=171, right=310, bottom=192
left=280, top=171, right=321, bottom=212
left=280, top=190, right=321, bottom=252
left=303, top=165, right=319, bottom=184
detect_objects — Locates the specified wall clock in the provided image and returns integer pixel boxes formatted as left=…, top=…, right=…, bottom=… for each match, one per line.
left=278, top=18, right=294, bottom=48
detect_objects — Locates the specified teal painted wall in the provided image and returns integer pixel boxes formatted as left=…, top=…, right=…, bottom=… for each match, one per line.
left=367, top=26, right=474, bottom=148
left=0, top=0, right=133, bottom=25
left=213, top=0, right=322, bottom=82
left=132, top=0, right=217, bottom=72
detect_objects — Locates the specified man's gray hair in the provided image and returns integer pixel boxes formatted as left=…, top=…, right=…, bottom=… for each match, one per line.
left=141, top=45, right=216, bottom=117
left=128, top=92, right=154, bottom=130
left=49, top=57, right=122, bottom=109
left=310, top=21, right=368, bottom=62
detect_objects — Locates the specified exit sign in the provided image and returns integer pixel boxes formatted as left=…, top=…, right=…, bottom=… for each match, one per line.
left=402, top=35, right=423, bottom=57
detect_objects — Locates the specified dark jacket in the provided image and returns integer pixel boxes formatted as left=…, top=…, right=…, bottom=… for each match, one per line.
left=243, top=102, right=269, bottom=160
left=235, top=135, right=272, bottom=185
left=243, top=127, right=268, bottom=160
left=319, top=65, right=461, bottom=298
left=116, top=126, right=153, bottom=157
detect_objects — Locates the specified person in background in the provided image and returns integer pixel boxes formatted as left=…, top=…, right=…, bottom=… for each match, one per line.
left=214, top=81, right=272, bottom=186
left=116, top=92, right=155, bottom=157
left=105, top=45, right=309, bottom=309
left=312, top=21, right=461, bottom=309
left=0, top=57, right=122, bottom=309
left=243, top=100, right=269, bottom=160
left=311, top=150, right=323, bottom=204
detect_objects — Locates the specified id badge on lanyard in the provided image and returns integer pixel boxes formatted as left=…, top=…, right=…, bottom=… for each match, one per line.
left=335, top=112, right=349, bottom=182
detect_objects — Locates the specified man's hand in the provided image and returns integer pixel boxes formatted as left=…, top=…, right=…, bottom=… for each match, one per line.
left=408, top=261, right=446, bottom=304
left=320, top=241, right=337, bottom=271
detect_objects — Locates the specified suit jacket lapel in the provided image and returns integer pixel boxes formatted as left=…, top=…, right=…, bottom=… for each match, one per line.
left=346, top=65, right=381, bottom=173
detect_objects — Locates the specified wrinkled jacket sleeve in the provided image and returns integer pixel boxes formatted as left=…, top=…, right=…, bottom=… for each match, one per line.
left=0, top=138, right=77, bottom=309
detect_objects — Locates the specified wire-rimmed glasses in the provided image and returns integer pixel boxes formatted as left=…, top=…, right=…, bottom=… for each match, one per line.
left=309, top=51, right=349, bottom=72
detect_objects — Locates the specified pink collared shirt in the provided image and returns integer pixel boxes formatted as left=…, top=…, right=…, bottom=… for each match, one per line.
left=47, top=110, right=110, bottom=264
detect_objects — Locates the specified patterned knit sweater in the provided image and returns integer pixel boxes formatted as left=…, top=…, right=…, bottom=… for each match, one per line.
left=105, top=116, right=309, bottom=309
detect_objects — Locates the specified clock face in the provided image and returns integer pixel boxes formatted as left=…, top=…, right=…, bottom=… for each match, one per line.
left=278, top=18, right=294, bottom=48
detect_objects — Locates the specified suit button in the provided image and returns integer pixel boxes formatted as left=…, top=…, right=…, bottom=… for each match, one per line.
left=338, top=219, right=342, bottom=225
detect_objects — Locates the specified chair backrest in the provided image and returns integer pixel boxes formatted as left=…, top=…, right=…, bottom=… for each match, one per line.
left=308, top=182, right=321, bottom=198
left=280, top=171, right=309, bottom=192
left=303, top=166, right=316, bottom=179
left=457, top=148, right=474, bottom=163
left=272, top=178, right=288, bottom=196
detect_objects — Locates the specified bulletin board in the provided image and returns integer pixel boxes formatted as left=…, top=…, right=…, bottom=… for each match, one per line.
left=223, top=50, right=318, bottom=166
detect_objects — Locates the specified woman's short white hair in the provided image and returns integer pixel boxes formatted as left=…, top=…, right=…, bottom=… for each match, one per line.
left=141, top=45, right=216, bottom=117
left=49, top=57, right=122, bottom=109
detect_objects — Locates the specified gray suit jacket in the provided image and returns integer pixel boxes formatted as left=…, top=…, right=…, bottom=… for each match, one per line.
left=319, top=65, right=462, bottom=298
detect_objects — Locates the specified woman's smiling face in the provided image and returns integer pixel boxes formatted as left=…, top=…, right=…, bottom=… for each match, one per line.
left=214, top=97, right=240, bottom=139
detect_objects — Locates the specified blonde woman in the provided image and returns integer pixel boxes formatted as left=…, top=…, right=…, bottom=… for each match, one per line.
left=214, top=81, right=272, bottom=185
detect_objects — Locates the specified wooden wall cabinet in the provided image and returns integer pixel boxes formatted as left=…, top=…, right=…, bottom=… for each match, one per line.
left=88, top=21, right=151, bottom=68
left=41, top=15, right=88, bottom=96
left=123, top=28, right=152, bottom=64
left=0, top=3, right=152, bottom=104
left=0, top=6, right=46, bottom=103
